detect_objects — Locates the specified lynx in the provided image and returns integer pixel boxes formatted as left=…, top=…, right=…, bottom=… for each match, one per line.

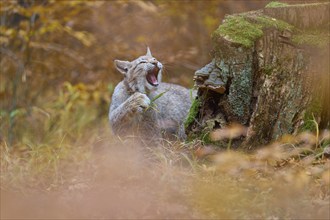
left=109, top=48, right=192, bottom=141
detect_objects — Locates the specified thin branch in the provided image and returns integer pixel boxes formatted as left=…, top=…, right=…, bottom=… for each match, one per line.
left=29, top=42, right=92, bottom=69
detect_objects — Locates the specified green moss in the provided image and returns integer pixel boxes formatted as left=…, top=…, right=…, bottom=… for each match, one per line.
left=184, top=98, right=201, bottom=130
left=280, top=2, right=326, bottom=8
left=292, top=30, right=330, bottom=47
left=255, top=16, right=294, bottom=31
left=265, top=1, right=289, bottom=8
left=212, top=16, right=263, bottom=48
left=212, top=15, right=293, bottom=48
left=266, top=1, right=327, bottom=8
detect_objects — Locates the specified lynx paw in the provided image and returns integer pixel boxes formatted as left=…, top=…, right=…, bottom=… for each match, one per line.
left=130, top=92, right=150, bottom=113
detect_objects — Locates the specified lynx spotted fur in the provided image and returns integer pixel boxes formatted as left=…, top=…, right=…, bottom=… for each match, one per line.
left=109, top=48, right=192, bottom=141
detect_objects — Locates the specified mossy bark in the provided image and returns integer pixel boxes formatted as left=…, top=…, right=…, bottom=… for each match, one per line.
left=185, top=2, right=330, bottom=148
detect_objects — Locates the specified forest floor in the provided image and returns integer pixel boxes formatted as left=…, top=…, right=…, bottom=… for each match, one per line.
left=1, top=117, right=329, bottom=219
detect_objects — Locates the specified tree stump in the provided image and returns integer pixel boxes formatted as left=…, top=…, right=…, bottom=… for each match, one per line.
left=185, top=2, right=330, bottom=148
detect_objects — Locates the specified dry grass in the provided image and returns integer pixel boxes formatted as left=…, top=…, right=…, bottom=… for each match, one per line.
left=1, top=84, right=329, bottom=219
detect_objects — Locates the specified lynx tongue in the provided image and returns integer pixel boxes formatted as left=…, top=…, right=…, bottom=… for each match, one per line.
left=147, top=66, right=159, bottom=87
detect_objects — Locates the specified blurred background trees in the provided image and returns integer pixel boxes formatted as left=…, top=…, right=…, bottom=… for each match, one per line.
left=1, top=0, right=269, bottom=146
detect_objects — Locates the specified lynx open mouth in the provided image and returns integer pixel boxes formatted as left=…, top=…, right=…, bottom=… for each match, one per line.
left=146, top=66, right=160, bottom=87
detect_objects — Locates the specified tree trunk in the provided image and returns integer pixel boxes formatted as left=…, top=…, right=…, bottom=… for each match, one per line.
left=185, top=2, right=330, bottom=149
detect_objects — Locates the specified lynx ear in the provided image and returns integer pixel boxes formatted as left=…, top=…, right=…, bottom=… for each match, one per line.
left=114, top=60, right=131, bottom=75
left=146, top=47, right=152, bottom=57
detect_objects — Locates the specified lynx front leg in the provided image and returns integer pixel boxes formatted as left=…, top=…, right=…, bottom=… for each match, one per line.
left=109, top=92, right=150, bottom=134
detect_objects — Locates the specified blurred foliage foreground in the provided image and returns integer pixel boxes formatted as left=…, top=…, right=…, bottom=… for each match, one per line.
left=0, top=1, right=329, bottom=219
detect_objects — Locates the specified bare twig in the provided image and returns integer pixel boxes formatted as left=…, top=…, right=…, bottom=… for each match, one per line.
left=29, top=42, right=92, bottom=69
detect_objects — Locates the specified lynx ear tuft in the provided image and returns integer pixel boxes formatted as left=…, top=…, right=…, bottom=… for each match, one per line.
left=146, top=47, right=152, bottom=57
left=114, top=60, right=131, bottom=75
